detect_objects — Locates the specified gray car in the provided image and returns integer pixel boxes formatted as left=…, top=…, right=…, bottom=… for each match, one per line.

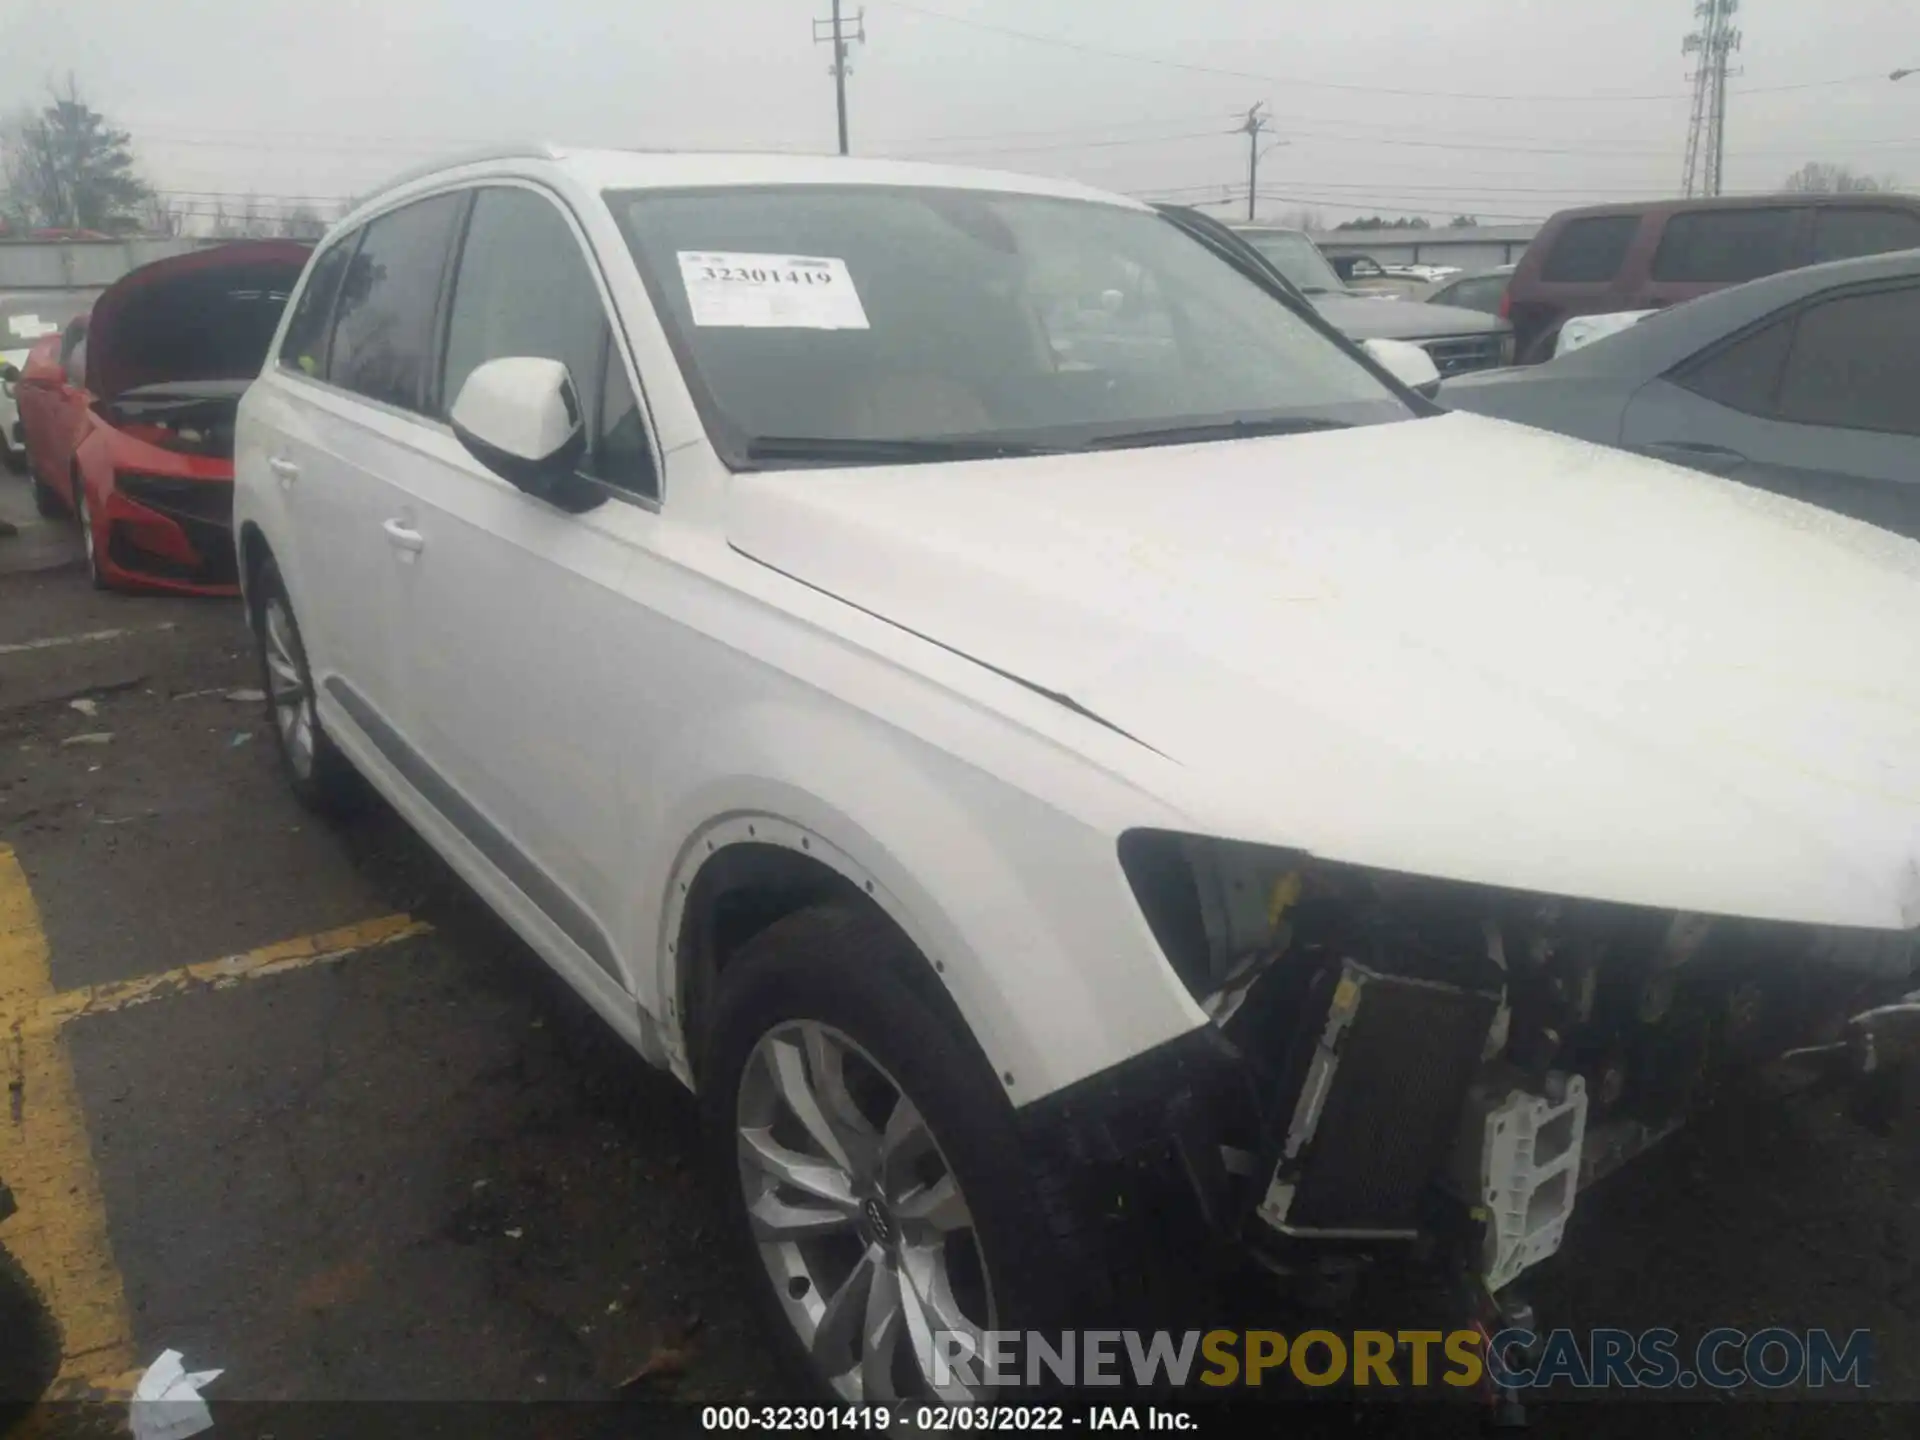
left=1229, top=225, right=1514, bottom=375
left=1440, top=248, right=1920, bottom=541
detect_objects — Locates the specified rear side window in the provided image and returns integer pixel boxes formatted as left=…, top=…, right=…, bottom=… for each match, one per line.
left=328, top=193, right=465, bottom=412
left=1810, top=207, right=1920, bottom=265
left=1775, top=285, right=1920, bottom=437
left=1675, top=317, right=1792, bottom=415
left=1540, top=216, right=1639, bottom=283
left=278, top=236, right=357, bottom=378
left=1649, top=208, right=1801, bottom=284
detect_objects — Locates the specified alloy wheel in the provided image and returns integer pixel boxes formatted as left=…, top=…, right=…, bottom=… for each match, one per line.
left=736, top=1020, right=996, bottom=1402
left=262, top=597, right=316, bottom=780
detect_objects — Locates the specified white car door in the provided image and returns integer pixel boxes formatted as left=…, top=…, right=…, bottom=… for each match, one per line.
left=261, top=194, right=469, bottom=739
left=382, top=183, right=664, bottom=998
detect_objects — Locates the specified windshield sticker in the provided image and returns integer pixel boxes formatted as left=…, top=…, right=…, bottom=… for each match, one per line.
left=676, top=252, right=869, bottom=330
left=6, top=314, right=61, bottom=339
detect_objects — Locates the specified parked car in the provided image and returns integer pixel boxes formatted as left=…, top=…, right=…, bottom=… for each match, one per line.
left=236, top=146, right=1918, bottom=1404
left=1441, top=248, right=1920, bottom=540
left=13, top=242, right=307, bottom=592
left=1, top=290, right=100, bottom=473
left=1423, top=264, right=1514, bottom=315
left=1503, top=191, right=1920, bottom=363
left=1552, top=309, right=1656, bottom=357
left=1220, top=222, right=1513, bottom=374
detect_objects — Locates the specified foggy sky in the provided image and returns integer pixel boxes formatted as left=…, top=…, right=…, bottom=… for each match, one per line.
left=2, top=0, right=1915, bottom=227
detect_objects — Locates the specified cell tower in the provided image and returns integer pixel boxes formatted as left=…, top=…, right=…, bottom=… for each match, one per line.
left=1681, top=0, right=1743, bottom=197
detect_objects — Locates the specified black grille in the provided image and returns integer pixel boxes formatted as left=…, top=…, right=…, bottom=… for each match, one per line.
left=1268, top=961, right=1496, bottom=1234
left=116, top=473, right=235, bottom=525
left=1420, top=333, right=1507, bottom=377
left=107, top=516, right=238, bottom=587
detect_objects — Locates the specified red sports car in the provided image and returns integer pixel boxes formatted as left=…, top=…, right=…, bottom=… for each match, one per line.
left=15, top=241, right=310, bottom=594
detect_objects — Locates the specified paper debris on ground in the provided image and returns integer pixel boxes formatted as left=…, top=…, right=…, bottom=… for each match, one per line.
left=225, top=689, right=265, bottom=703
left=130, top=1349, right=223, bottom=1440
left=69, top=698, right=100, bottom=716
left=228, top=732, right=253, bottom=749
left=61, top=732, right=114, bottom=747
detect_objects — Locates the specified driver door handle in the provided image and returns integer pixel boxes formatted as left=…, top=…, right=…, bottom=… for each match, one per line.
left=267, top=456, right=300, bottom=484
left=381, top=518, right=426, bottom=556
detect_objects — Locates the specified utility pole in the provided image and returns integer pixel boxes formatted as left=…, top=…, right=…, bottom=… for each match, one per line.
left=1681, top=0, right=1742, bottom=197
left=1238, top=103, right=1270, bottom=221
left=813, top=1, right=866, bottom=156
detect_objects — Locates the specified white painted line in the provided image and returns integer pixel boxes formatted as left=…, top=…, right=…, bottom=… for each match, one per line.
left=0, top=623, right=177, bottom=658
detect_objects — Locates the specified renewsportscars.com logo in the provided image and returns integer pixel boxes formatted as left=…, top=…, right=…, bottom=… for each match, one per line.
left=928, top=1327, right=1874, bottom=1392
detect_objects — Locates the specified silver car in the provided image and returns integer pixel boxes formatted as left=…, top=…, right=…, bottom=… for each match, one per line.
left=1441, top=248, right=1920, bottom=542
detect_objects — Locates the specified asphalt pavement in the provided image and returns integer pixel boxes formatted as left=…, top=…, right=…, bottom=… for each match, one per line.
left=1, top=465, right=1917, bottom=1435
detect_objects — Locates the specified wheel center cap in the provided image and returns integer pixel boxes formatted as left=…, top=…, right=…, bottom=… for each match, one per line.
left=862, top=1197, right=894, bottom=1245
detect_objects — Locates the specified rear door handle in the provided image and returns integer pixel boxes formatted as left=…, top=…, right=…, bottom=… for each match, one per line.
left=381, top=518, right=426, bottom=557
left=267, top=456, right=300, bottom=484
left=1643, top=440, right=1746, bottom=474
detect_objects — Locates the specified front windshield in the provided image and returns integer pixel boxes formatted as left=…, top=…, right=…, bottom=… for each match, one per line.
left=611, top=186, right=1409, bottom=468
left=1234, top=230, right=1346, bottom=296
left=1, top=292, right=97, bottom=351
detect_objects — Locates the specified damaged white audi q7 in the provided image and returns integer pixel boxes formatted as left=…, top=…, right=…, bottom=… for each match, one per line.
left=231, top=146, right=1920, bottom=1406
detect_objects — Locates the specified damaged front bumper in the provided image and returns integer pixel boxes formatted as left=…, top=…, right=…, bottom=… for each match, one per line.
left=1022, top=833, right=1920, bottom=1308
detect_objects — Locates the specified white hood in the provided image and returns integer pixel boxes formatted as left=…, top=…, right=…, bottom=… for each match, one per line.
left=727, top=413, right=1920, bottom=932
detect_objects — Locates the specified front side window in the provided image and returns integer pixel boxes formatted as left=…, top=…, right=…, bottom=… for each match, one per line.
left=1435, top=275, right=1509, bottom=314
left=440, top=186, right=654, bottom=495
left=1649, top=209, right=1802, bottom=284
left=1540, top=216, right=1639, bottom=283
left=1775, top=285, right=1920, bottom=437
left=279, top=236, right=358, bottom=379
left=328, top=192, right=464, bottom=412
left=1236, top=230, right=1346, bottom=294
left=610, top=185, right=1409, bottom=469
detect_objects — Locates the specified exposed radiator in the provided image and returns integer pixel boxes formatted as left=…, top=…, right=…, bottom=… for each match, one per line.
left=1257, top=958, right=1498, bottom=1238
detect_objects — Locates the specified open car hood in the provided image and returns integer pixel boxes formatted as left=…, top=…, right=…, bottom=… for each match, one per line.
left=85, top=241, right=310, bottom=404
left=727, top=412, right=1920, bottom=932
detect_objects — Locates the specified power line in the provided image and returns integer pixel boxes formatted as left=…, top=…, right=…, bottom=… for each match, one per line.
left=879, top=0, right=1880, bottom=103
left=886, top=128, right=1229, bottom=158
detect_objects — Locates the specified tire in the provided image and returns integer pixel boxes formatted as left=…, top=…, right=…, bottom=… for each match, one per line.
left=74, top=475, right=108, bottom=590
left=250, top=555, right=362, bottom=815
left=30, top=462, right=62, bottom=517
left=701, top=903, right=1074, bottom=1403
left=0, top=1242, right=59, bottom=1423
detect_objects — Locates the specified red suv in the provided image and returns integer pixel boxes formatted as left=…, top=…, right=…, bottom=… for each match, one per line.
left=1504, top=193, right=1920, bottom=362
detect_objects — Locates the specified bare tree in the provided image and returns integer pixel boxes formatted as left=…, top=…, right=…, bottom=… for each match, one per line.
left=1273, top=206, right=1326, bottom=232
left=1781, top=162, right=1892, bottom=194
left=275, top=204, right=329, bottom=240
left=1449, top=214, right=1481, bottom=228
left=138, top=192, right=187, bottom=237
left=0, top=80, right=151, bottom=232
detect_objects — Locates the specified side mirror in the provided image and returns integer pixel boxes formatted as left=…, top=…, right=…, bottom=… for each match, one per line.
left=1361, top=337, right=1442, bottom=399
left=449, top=357, right=601, bottom=512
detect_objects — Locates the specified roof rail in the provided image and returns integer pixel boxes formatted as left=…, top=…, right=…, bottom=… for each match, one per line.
left=358, top=142, right=559, bottom=209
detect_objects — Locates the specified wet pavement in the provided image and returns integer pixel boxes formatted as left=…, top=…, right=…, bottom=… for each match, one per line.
left=0, top=466, right=1915, bottom=1435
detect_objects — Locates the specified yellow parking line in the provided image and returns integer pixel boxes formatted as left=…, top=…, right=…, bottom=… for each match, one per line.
left=15, top=913, right=431, bottom=1038
left=1, top=843, right=433, bottom=1404
left=0, top=841, right=135, bottom=1387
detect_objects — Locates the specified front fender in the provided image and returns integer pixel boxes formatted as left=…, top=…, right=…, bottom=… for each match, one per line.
left=631, top=696, right=1207, bottom=1106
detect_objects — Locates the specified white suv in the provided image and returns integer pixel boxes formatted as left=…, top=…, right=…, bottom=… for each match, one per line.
left=233, top=145, right=1919, bottom=1402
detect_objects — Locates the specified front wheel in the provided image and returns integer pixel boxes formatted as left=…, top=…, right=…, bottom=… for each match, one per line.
left=74, top=477, right=108, bottom=590
left=702, top=904, right=1072, bottom=1403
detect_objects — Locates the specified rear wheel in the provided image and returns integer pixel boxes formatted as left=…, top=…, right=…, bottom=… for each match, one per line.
left=702, top=904, right=1072, bottom=1402
left=251, top=556, right=361, bottom=814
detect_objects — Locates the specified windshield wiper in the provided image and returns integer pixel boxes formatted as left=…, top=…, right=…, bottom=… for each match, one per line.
left=1081, top=416, right=1352, bottom=451
left=742, top=434, right=1065, bottom=467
